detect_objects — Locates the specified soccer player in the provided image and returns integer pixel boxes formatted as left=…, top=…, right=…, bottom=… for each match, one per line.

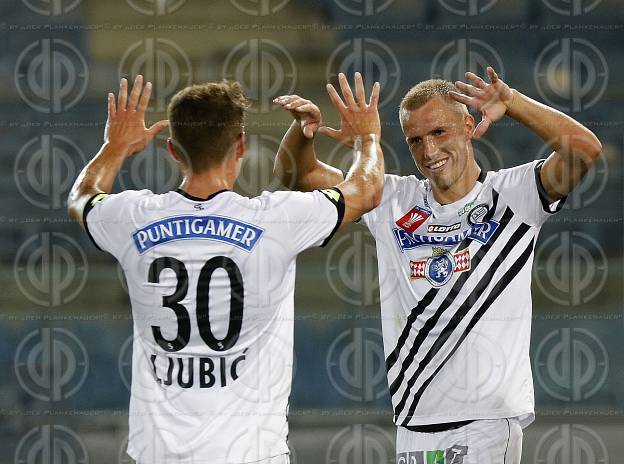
left=67, top=73, right=383, bottom=464
left=273, top=67, right=602, bottom=463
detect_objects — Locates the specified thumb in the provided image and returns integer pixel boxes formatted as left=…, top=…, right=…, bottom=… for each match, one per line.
left=472, top=117, right=490, bottom=139
left=318, top=126, right=342, bottom=140
left=146, top=119, right=169, bottom=139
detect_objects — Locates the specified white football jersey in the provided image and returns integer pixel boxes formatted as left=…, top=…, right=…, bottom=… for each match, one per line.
left=360, top=160, right=563, bottom=428
left=84, top=187, right=344, bottom=464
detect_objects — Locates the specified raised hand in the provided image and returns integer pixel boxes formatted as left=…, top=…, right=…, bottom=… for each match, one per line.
left=273, top=94, right=321, bottom=138
left=104, top=75, right=169, bottom=156
left=318, top=72, right=381, bottom=147
left=448, top=66, right=514, bottom=139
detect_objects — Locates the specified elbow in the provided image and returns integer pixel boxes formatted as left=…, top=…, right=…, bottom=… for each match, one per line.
left=577, top=128, right=603, bottom=162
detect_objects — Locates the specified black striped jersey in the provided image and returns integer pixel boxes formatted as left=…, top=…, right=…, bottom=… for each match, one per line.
left=83, top=187, right=344, bottom=463
left=360, top=160, right=563, bottom=428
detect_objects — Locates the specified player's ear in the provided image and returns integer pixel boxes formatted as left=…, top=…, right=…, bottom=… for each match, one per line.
left=464, top=113, right=475, bottom=139
left=167, top=138, right=183, bottom=163
left=235, top=132, right=246, bottom=159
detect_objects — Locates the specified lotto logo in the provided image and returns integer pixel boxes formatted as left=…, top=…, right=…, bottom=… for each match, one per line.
left=396, top=206, right=431, bottom=233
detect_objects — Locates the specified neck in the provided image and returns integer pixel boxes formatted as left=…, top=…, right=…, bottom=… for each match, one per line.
left=430, top=160, right=481, bottom=205
left=178, top=163, right=235, bottom=199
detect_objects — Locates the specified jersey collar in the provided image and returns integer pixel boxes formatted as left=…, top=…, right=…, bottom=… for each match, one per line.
left=174, top=188, right=230, bottom=201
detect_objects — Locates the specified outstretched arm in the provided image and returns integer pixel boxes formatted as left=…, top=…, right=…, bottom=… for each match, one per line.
left=449, top=66, right=602, bottom=202
left=276, top=73, right=384, bottom=227
left=67, top=75, right=168, bottom=226
left=273, top=94, right=343, bottom=191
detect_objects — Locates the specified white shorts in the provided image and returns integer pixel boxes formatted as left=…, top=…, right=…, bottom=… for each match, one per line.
left=137, top=453, right=290, bottom=464
left=396, top=418, right=522, bottom=464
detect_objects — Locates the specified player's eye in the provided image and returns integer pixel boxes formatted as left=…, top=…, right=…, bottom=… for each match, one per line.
left=408, top=137, right=422, bottom=146
left=432, top=128, right=445, bottom=136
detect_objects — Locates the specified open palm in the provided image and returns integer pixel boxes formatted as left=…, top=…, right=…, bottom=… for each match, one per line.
left=448, top=66, right=514, bottom=138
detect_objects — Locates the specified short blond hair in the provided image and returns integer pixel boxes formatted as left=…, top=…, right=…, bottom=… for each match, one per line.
left=399, top=79, right=467, bottom=125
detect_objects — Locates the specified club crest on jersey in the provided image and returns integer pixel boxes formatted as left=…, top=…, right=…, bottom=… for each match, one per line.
left=468, top=203, right=489, bottom=225
left=395, top=206, right=431, bottom=233
left=410, top=247, right=470, bottom=287
left=132, top=215, right=264, bottom=254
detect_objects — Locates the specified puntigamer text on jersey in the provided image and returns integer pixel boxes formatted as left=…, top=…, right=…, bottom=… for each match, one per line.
left=132, top=215, right=264, bottom=253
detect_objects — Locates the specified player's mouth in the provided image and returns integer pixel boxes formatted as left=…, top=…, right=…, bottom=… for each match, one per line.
left=426, top=158, right=448, bottom=172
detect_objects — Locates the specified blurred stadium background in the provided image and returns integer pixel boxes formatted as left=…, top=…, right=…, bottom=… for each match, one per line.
left=1, top=0, right=623, bottom=462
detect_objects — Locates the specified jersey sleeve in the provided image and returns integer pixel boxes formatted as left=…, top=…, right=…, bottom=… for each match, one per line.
left=83, top=189, right=151, bottom=258
left=261, top=188, right=345, bottom=254
left=494, top=160, right=566, bottom=227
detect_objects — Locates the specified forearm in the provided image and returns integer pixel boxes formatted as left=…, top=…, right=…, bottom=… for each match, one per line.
left=506, top=89, right=602, bottom=162
left=274, top=120, right=341, bottom=191
left=338, top=134, right=384, bottom=223
left=67, top=142, right=127, bottom=223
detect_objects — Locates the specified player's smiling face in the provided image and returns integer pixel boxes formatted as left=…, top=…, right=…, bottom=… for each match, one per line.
left=402, top=97, right=475, bottom=192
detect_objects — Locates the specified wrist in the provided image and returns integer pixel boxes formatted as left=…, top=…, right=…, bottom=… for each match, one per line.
left=353, top=134, right=378, bottom=144
left=504, top=88, right=518, bottom=116
left=102, top=140, right=131, bottom=159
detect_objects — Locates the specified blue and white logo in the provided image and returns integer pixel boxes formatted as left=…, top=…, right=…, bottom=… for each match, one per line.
left=133, top=215, right=264, bottom=253
left=394, top=220, right=499, bottom=252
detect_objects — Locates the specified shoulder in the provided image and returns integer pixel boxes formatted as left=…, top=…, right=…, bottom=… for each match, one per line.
left=487, top=161, right=541, bottom=188
left=380, top=174, right=426, bottom=203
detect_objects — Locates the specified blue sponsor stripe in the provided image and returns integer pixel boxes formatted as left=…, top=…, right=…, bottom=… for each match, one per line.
left=394, top=220, right=500, bottom=251
left=132, top=215, right=264, bottom=253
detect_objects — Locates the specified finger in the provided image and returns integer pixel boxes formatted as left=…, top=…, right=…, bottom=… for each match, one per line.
left=292, top=103, right=318, bottom=114
left=284, top=98, right=308, bottom=110
left=369, top=81, right=380, bottom=107
left=118, top=78, right=128, bottom=111
left=146, top=119, right=169, bottom=139
left=473, top=117, right=491, bottom=139
left=354, top=72, right=366, bottom=107
left=273, top=95, right=299, bottom=106
left=487, top=66, right=499, bottom=83
left=301, top=121, right=318, bottom=139
left=338, top=73, right=357, bottom=108
left=127, top=75, right=143, bottom=112
left=107, top=93, right=116, bottom=119
left=137, top=81, right=152, bottom=113
left=465, top=72, right=487, bottom=89
left=455, top=81, right=481, bottom=97
left=326, top=83, right=347, bottom=112
left=448, top=90, right=475, bottom=106
left=317, top=126, right=342, bottom=141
